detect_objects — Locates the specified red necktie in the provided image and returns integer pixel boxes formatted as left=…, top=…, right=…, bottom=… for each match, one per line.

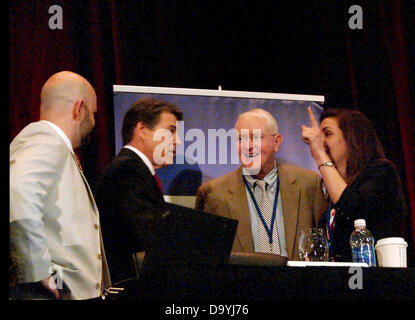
left=153, top=173, right=164, bottom=194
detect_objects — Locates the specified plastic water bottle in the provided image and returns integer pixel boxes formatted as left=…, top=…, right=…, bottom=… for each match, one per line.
left=350, top=219, right=377, bottom=266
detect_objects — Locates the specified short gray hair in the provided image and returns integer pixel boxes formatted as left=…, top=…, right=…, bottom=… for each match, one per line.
left=236, top=108, right=279, bottom=134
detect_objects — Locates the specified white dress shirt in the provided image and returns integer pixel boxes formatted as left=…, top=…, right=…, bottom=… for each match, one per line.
left=243, top=164, right=288, bottom=257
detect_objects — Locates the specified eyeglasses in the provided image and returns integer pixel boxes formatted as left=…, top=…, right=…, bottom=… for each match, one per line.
left=238, top=134, right=276, bottom=143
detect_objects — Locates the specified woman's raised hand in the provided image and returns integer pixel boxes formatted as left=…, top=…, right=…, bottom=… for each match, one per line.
left=301, top=107, right=326, bottom=161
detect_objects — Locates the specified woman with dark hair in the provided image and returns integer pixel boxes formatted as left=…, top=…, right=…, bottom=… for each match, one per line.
left=301, top=107, right=407, bottom=261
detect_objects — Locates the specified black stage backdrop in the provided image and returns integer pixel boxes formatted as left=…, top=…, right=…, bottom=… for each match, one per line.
left=9, top=0, right=415, bottom=265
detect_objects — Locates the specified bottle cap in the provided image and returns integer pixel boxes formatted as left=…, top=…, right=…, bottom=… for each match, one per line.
left=354, top=219, right=366, bottom=228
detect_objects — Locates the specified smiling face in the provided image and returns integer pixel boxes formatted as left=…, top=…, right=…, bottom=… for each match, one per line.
left=320, top=117, right=349, bottom=167
left=235, top=114, right=282, bottom=178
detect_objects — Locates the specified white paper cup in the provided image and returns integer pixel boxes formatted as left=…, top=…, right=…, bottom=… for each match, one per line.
left=375, top=237, right=408, bottom=268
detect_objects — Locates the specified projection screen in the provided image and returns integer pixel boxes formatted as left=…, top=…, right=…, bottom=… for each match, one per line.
left=113, top=85, right=324, bottom=208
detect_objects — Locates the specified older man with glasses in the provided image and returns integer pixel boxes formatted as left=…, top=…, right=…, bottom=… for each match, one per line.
left=195, top=108, right=327, bottom=260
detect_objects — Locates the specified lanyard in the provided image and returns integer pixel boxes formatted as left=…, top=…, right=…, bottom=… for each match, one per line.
left=243, top=175, right=280, bottom=244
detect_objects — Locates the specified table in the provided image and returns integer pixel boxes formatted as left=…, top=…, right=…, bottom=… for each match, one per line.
left=111, top=263, right=415, bottom=300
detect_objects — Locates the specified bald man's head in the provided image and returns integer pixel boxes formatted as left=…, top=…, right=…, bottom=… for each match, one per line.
left=40, top=71, right=96, bottom=113
left=39, top=71, right=98, bottom=148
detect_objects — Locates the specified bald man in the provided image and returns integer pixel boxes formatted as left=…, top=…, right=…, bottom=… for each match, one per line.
left=195, top=109, right=327, bottom=260
left=10, top=71, right=111, bottom=300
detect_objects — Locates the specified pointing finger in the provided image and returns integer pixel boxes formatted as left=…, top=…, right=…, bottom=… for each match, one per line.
left=307, top=107, right=319, bottom=129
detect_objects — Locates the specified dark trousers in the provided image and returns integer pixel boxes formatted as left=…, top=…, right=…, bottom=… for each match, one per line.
left=9, top=282, right=58, bottom=300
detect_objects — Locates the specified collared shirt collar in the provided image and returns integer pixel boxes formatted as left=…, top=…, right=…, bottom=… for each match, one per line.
left=243, top=161, right=278, bottom=191
left=41, top=120, right=74, bottom=153
left=123, top=145, right=156, bottom=175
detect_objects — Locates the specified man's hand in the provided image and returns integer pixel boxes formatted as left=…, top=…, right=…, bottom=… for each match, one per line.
left=40, top=277, right=60, bottom=300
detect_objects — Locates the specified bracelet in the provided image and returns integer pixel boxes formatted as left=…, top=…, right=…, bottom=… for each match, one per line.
left=318, top=161, right=336, bottom=168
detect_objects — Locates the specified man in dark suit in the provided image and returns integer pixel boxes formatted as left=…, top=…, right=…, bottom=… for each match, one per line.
left=95, top=97, right=183, bottom=284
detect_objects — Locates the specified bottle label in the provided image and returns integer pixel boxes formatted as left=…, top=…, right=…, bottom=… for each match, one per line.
left=352, top=245, right=377, bottom=266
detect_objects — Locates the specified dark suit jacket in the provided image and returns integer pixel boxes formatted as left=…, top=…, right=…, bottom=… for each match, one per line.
left=331, top=159, right=407, bottom=262
left=94, top=148, right=165, bottom=284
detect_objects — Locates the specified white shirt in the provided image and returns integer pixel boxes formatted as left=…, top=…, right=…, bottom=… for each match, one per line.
left=243, top=165, right=288, bottom=257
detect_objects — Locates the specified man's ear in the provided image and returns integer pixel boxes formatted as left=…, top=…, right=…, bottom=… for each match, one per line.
left=72, top=100, right=84, bottom=120
left=133, top=122, right=147, bottom=140
left=274, top=134, right=283, bottom=152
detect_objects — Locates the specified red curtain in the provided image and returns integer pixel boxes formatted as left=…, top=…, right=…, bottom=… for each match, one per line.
left=380, top=1, right=415, bottom=251
left=10, top=0, right=117, bottom=187
left=9, top=0, right=415, bottom=262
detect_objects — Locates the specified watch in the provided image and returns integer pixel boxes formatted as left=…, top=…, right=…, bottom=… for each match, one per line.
left=318, top=161, right=336, bottom=168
